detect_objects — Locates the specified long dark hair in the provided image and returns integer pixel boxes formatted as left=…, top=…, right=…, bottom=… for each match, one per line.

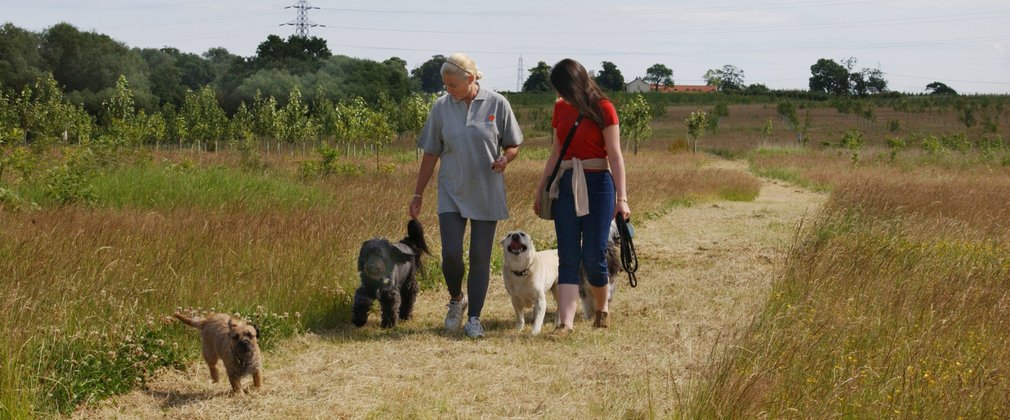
left=550, top=58, right=609, bottom=128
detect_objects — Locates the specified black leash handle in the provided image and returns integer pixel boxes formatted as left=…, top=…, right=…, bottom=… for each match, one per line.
left=615, top=217, right=638, bottom=287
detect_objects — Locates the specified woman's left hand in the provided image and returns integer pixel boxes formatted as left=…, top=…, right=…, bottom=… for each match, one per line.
left=615, top=200, right=631, bottom=221
left=491, top=156, right=508, bottom=173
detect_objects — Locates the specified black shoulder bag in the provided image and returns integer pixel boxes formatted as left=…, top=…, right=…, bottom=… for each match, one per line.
left=536, top=115, right=583, bottom=220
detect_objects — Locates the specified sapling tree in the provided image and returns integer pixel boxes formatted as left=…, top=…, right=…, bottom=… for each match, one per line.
left=685, top=111, right=709, bottom=154
left=618, top=94, right=651, bottom=155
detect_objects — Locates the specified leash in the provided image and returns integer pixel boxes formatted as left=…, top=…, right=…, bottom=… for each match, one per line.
left=615, top=217, right=638, bottom=287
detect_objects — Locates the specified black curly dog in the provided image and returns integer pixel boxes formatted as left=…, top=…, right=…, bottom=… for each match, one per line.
left=352, top=219, right=429, bottom=328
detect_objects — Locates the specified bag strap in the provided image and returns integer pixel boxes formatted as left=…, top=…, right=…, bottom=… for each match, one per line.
left=545, top=115, right=583, bottom=192
left=615, top=217, right=639, bottom=287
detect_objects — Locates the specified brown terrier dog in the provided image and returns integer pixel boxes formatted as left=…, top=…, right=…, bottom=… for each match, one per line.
left=173, top=312, right=263, bottom=394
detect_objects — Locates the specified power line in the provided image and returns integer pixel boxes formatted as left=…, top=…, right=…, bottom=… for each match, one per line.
left=315, top=0, right=890, bottom=17
left=281, top=0, right=324, bottom=38
left=516, top=56, right=524, bottom=92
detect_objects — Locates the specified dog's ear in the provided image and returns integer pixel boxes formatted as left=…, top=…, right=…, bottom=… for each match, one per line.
left=251, top=323, right=260, bottom=339
left=357, top=241, right=368, bottom=272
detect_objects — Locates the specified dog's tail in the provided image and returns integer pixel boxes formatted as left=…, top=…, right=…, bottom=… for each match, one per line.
left=173, top=312, right=205, bottom=329
left=404, top=219, right=430, bottom=255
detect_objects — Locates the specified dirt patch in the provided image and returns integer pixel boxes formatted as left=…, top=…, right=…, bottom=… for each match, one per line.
left=74, top=160, right=825, bottom=418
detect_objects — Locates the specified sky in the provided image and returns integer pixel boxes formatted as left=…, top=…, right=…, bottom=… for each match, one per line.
left=4, top=0, right=1009, bottom=94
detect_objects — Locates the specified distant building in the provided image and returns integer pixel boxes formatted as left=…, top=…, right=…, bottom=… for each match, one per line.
left=624, top=77, right=716, bottom=93
left=625, top=77, right=651, bottom=93
left=673, top=85, right=717, bottom=93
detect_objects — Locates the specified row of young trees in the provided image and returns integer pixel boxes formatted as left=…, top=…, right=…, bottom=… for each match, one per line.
left=0, top=72, right=436, bottom=180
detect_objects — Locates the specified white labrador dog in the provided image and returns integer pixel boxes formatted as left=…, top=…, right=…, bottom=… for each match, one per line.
left=501, top=230, right=558, bottom=334
left=579, top=220, right=623, bottom=320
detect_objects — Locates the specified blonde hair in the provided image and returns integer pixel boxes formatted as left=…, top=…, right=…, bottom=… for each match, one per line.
left=440, top=52, right=483, bottom=80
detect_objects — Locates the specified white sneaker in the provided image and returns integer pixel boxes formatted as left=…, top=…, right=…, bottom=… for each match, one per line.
left=444, top=296, right=468, bottom=330
left=464, top=317, right=484, bottom=338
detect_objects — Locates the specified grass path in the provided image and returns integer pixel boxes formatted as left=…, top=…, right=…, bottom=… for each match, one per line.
left=74, top=160, right=825, bottom=419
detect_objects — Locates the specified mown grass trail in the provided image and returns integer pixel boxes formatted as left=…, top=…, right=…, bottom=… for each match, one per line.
left=74, top=160, right=825, bottom=418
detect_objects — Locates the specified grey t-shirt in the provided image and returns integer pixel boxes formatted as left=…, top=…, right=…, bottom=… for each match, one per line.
left=417, top=85, right=523, bottom=221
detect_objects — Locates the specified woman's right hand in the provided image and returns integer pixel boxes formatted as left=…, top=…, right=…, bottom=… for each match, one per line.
left=409, top=195, right=422, bottom=219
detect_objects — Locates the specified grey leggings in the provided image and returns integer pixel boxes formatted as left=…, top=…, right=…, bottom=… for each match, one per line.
left=438, top=212, right=498, bottom=319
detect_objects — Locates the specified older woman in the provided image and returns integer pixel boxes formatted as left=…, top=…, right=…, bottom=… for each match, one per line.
left=409, top=52, right=523, bottom=338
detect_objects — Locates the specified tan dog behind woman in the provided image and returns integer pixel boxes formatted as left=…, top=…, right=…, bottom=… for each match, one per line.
left=173, top=312, right=263, bottom=394
left=501, top=231, right=559, bottom=334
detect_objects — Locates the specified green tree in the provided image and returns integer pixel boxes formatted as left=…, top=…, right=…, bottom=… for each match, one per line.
left=707, top=102, right=729, bottom=132
left=312, top=55, right=413, bottom=103
left=926, top=81, right=957, bottom=95
left=410, top=55, right=447, bottom=94
left=336, top=96, right=393, bottom=165
left=761, top=117, right=774, bottom=146
left=202, top=47, right=240, bottom=82
left=380, top=92, right=433, bottom=142
left=618, top=94, right=652, bottom=155
left=277, top=86, right=315, bottom=148
left=523, top=61, right=552, bottom=92
left=138, top=48, right=186, bottom=108
left=595, top=61, right=625, bottom=92
left=102, top=75, right=139, bottom=149
left=40, top=23, right=155, bottom=114
left=849, top=67, right=887, bottom=96
left=643, top=64, right=673, bottom=91
left=251, top=91, right=281, bottom=146
left=0, top=23, right=45, bottom=90
left=744, top=83, right=770, bottom=95
left=15, top=74, right=92, bottom=151
left=840, top=129, right=864, bottom=163
left=180, top=86, right=228, bottom=150
left=163, top=47, right=215, bottom=90
left=776, top=100, right=799, bottom=131
left=253, top=34, right=331, bottom=75
left=685, top=111, right=709, bottom=154
left=808, top=58, right=849, bottom=95
left=703, top=65, right=746, bottom=91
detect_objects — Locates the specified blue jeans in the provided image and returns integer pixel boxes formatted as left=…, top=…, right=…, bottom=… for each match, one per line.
left=553, top=169, right=614, bottom=287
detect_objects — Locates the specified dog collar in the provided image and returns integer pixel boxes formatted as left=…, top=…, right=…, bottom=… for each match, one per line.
left=511, top=269, right=529, bottom=276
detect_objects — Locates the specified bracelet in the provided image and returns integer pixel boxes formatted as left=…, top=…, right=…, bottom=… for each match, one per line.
left=617, top=197, right=628, bottom=202
left=413, top=194, right=422, bottom=198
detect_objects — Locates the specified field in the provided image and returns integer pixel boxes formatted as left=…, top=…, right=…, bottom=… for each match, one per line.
left=3, top=95, right=1010, bottom=417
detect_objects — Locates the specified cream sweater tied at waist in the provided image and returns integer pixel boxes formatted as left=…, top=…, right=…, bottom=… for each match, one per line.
left=548, top=157, right=610, bottom=217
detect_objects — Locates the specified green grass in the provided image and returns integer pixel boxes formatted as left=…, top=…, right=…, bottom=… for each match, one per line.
left=91, top=164, right=331, bottom=210
left=12, top=162, right=331, bottom=210
left=750, top=164, right=830, bottom=192
left=717, top=185, right=760, bottom=202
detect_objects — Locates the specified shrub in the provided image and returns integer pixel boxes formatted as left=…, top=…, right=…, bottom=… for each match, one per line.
left=44, top=164, right=96, bottom=205
left=0, top=185, right=22, bottom=209
left=920, top=135, right=944, bottom=157
left=668, top=138, right=690, bottom=154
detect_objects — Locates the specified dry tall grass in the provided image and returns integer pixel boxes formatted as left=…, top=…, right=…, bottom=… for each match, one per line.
left=688, top=150, right=1010, bottom=417
left=0, top=146, right=762, bottom=416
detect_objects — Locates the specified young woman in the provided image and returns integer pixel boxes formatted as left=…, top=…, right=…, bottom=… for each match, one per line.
left=410, top=52, right=523, bottom=338
left=534, top=58, right=631, bottom=336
